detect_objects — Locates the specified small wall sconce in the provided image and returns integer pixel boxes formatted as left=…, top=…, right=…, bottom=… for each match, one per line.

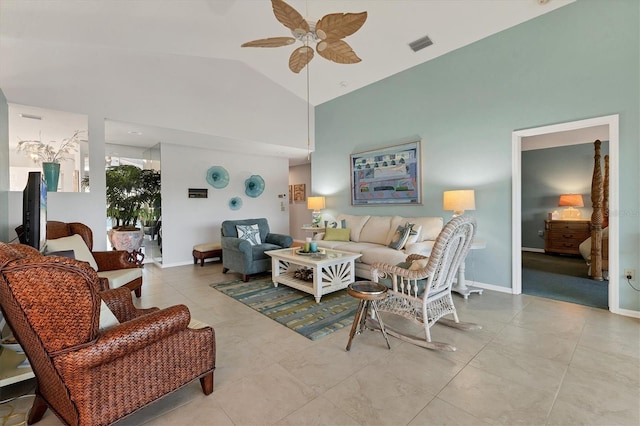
left=443, top=190, right=476, bottom=217
left=307, top=196, right=326, bottom=227
left=558, top=193, right=584, bottom=219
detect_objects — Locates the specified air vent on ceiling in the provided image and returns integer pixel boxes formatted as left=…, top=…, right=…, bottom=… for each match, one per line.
left=409, top=35, right=433, bottom=52
left=19, top=113, right=42, bottom=120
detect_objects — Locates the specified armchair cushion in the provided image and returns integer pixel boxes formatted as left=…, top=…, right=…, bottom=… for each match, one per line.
left=99, top=300, right=120, bottom=331
left=236, top=224, right=262, bottom=245
left=97, top=268, right=143, bottom=289
left=45, top=234, right=99, bottom=271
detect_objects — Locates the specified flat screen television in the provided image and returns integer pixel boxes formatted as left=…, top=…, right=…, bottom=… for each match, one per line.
left=22, top=171, right=48, bottom=251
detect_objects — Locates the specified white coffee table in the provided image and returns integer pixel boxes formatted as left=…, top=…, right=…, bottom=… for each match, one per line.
left=267, top=247, right=362, bottom=303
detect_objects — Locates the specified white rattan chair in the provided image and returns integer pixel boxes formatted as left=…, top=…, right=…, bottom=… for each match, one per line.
left=370, top=215, right=481, bottom=351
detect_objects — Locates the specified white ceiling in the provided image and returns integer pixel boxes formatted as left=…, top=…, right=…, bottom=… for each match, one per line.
left=1, top=0, right=575, bottom=164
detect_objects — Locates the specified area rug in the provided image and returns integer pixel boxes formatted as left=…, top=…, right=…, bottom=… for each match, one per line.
left=210, top=277, right=358, bottom=340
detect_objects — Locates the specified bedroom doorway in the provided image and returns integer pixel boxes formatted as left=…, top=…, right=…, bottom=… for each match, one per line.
left=512, top=115, right=619, bottom=313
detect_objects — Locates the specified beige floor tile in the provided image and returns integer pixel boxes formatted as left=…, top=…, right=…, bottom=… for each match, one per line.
left=437, top=365, right=554, bottom=425
left=213, top=363, right=317, bottom=425
left=409, top=397, right=492, bottom=426
left=322, top=361, right=438, bottom=425
left=509, top=297, right=590, bottom=338
left=278, top=331, right=390, bottom=393
left=569, top=344, right=639, bottom=388
left=142, top=392, right=234, bottom=426
left=554, top=362, right=640, bottom=425
left=469, top=341, right=568, bottom=393
left=275, top=396, right=361, bottom=426
left=491, top=324, right=579, bottom=364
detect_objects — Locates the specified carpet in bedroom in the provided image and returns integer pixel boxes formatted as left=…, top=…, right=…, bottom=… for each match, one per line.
left=522, top=251, right=608, bottom=309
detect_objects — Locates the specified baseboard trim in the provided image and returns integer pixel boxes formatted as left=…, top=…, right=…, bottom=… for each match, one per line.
left=522, top=247, right=545, bottom=253
left=464, top=280, right=512, bottom=294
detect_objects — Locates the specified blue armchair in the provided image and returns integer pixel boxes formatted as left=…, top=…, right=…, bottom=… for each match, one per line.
left=221, top=218, right=293, bottom=282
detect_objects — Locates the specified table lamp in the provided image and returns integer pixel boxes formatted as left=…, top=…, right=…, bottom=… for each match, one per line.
left=307, top=196, right=326, bottom=227
left=443, top=190, right=475, bottom=218
left=558, top=193, right=583, bottom=219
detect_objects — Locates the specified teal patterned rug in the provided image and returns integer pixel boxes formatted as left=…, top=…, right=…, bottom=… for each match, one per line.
left=210, top=277, right=358, bottom=340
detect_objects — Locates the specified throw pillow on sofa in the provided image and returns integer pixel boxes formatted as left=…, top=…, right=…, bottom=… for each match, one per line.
left=388, top=224, right=413, bottom=250
left=236, top=224, right=261, bottom=245
left=403, top=225, right=422, bottom=247
left=323, top=228, right=351, bottom=242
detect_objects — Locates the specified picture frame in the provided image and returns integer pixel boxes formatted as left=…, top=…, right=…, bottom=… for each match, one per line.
left=293, top=183, right=306, bottom=202
left=350, top=140, right=422, bottom=206
left=289, top=185, right=293, bottom=204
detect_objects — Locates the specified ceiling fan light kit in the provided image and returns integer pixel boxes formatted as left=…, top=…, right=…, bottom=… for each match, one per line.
left=241, top=0, right=367, bottom=73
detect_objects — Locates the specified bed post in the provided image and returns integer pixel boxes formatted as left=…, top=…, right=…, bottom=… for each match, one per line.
left=590, top=140, right=603, bottom=281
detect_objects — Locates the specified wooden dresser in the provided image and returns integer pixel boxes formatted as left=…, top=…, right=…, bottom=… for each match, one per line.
left=544, top=219, right=591, bottom=255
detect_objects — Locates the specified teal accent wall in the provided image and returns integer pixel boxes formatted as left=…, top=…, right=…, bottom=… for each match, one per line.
left=315, top=0, right=639, bottom=311
left=522, top=142, right=609, bottom=250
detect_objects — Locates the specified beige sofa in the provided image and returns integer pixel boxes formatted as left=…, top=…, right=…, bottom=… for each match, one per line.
left=313, top=214, right=443, bottom=279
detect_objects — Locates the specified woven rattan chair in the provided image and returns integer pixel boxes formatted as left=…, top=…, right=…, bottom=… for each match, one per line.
left=0, top=242, right=216, bottom=426
left=370, top=215, right=481, bottom=351
left=46, top=221, right=144, bottom=297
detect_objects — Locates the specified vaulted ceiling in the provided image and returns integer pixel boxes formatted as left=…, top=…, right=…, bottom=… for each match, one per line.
left=1, top=0, right=574, bottom=164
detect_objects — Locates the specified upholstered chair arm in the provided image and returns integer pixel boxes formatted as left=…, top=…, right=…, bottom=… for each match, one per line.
left=222, top=237, right=252, bottom=254
left=101, top=287, right=159, bottom=322
left=53, top=305, right=191, bottom=369
left=92, top=250, right=139, bottom=271
left=265, top=233, right=293, bottom=247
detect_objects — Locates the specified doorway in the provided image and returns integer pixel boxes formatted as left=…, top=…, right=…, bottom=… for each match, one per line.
left=512, top=115, right=619, bottom=313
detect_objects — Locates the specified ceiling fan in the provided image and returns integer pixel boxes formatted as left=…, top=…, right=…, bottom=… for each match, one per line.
left=241, top=0, right=367, bottom=73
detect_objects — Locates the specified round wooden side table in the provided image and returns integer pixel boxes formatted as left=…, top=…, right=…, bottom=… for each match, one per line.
left=345, top=281, right=391, bottom=351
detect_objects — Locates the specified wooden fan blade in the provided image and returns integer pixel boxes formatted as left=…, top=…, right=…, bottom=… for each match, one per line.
left=316, top=40, right=361, bottom=64
left=272, top=0, right=309, bottom=34
left=289, top=46, right=314, bottom=73
left=241, top=37, right=296, bottom=48
left=315, top=11, right=367, bottom=40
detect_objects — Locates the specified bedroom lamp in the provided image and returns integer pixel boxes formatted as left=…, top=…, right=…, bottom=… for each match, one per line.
left=307, top=196, right=326, bottom=227
left=558, top=193, right=584, bottom=219
left=443, top=190, right=475, bottom=218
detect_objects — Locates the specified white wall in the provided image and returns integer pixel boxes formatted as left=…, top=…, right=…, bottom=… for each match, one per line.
left=288, top=163, right=312, bottom=241
left=160, top=143, right=290, bottom=267
left=0, top=91, right=8, bottom=241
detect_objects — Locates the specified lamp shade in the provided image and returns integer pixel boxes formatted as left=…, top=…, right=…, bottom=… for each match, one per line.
left=558, top=194, right=584, bottom=207
left=307, top=196, right=326, bottom=211
left=443, top=190, right=476, bottom=214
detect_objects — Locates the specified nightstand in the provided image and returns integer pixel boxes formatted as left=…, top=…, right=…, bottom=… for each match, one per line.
left=544, top=219, right=590, bottom=255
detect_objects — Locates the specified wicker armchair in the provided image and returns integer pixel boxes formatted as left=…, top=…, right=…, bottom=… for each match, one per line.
left=0, top=242, right=215, bottom=426
left=370, top=216, right=481, bottom=351
left=46, top=221, right=144, bottom=297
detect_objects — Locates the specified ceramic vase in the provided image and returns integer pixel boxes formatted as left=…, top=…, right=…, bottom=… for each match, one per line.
left=108, top=228, right=144, bottom=252
left=42, top=162, right=60, bottom=192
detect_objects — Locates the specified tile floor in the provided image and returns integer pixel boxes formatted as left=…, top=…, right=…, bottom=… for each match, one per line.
left=36, top=262, right=639, bottom=425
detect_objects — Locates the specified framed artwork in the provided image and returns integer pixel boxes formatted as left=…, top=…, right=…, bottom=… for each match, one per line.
left=293, top=183, right=306, bottom=201
left=289, top=185, right=293, bottom=204
left=350, top=140, right=422, bottom=206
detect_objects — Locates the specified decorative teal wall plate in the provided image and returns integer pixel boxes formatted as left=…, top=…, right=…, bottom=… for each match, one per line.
left=206, top=166, right=229, bottom=189
left=245, top=175, right=265, bottom=198
left=229, top=196, right=242, bottom=210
